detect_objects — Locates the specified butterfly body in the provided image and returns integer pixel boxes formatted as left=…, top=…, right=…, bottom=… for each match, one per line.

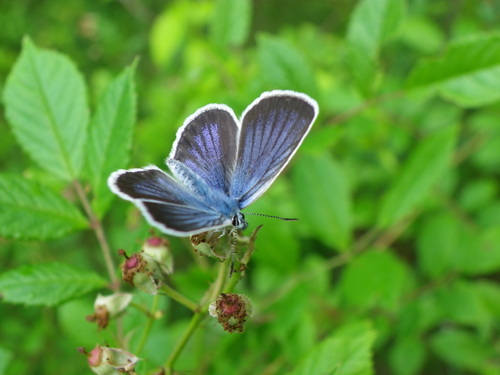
left=109, top=90, right=318, bottom=236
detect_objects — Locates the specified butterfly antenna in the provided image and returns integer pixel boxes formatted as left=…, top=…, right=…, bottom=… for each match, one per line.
left=244, top=212, right=298, bottom=221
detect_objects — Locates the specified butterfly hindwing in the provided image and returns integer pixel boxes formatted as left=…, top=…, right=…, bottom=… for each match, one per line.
left=108, top=167, right=231, bottom=235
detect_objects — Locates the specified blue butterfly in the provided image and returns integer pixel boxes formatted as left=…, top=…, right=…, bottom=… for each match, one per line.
left=108, top=90, right=318, bottom=236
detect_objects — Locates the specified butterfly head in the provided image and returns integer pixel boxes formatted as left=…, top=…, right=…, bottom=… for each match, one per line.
left=232, top=212, right=248, bottom=230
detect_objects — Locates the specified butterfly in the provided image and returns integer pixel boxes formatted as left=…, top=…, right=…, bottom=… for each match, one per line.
left=108, top=90, right=319, bottom=236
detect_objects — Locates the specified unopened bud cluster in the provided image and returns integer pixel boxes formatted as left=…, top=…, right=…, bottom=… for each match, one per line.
left=209, top=293, right=253, bottom=333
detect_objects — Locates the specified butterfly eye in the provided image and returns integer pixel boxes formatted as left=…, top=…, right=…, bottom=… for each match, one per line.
left=232, top=213, right=247, bottom=230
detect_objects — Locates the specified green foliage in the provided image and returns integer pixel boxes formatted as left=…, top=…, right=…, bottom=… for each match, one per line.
left=293, top=153, right=352, bottom=250
left=1, top=1, right=500, bottom=375
left=377, top=125, right=457, bottom=227
left=0, top=262, right=107, bottom=306
left=85, top=63, right=137, bottom=217
left=0, top=174, right=87, bottom=239
left=290, top=322, right=375, bottom=375
left=3, top=37, right=88, bottom=181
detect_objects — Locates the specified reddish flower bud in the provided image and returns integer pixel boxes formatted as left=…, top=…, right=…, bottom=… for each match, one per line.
left=80, top=345, right=140, bottom=375
left=209, top=293, right=253, bottom=333
left=143, top=236, right=173, bottom=275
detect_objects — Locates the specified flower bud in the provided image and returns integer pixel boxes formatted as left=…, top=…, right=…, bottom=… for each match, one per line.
left=209, top=293, right=253, bottom=333
left=142, top=236, right=173, bottom=275
left=79, top=345, right=140, bottom=375
left=86, top=293, right=133, bottom=329
left=119, top=250, right=164, bottom=294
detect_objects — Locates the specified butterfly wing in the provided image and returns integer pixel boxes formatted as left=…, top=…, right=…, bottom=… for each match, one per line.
left=168, top=104, right=239, bottom=194
left=108, top=166, right=231, bottom=236
left=230, top=91, right=318, bottom=208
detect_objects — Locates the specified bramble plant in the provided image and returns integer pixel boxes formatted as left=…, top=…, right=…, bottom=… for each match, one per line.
left=2, top=0, right=500, bottom=374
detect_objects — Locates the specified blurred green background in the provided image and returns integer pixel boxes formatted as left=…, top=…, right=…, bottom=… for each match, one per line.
left=2, top=0, right=500, bottom=374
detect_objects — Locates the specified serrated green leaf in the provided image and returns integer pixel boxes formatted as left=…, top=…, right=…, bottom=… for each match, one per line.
left=210, top=0, right=251, bottom=48
left=339, top=250, right=413, bottom=311
left=257, top=34, right=317, bottom=95
left=3, top=37, right=88, bottom=181
left=85, top=64, right=137, bottom=217
left=0, top=174, right=87, bottom=240
left=377, top=126, right=457, bottom=228
left=0, top=262, right=107, bottom=306
left=407, top=34, right=500, bottom=107
left=292, top=154, right=352, bottom=251
left=290, top=322, right=375, bottom=375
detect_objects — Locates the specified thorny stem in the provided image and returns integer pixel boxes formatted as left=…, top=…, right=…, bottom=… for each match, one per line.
left=73, top=180, right=119, bottom=290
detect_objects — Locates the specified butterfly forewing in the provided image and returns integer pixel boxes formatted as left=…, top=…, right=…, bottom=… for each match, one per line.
left=169, top=106, right=239, bottom=194
left=231, top=92, right=318, bottom=208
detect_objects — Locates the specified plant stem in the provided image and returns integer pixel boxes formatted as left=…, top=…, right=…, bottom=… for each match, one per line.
left=164, top=258, right=231, bottom=373
left=135, top=295, right=160, bottom=356
left=158, top=284, right=198, bottom=312
left=164, top=311, right=203, bottom=375
left=73, top=180, right=119, bottom=290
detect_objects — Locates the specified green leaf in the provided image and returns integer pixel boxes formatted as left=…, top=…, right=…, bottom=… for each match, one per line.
left=339, top=250, right=414, bottom=311
left=407, top=34, right=500, bottom=107
left=346, top=0, right=406, bottom=95
left=257, top=34, right=317, bottom=95
left=0, top=346, right=12, bottom=375
left=417, top=212, right=461, bottom=278
left=433, top=280, right=491, bottom=333
left=290, top=321, right=375, bottom=375
left=389, top=336, right=426, bottom=375
left=456, top=227, right=500, bottom=275
left=292, top=154, right=352, bottom=251
left=430, top=329, right=497, bottom=372
left=0, top=262, right=107, bottom=306
left=346, top=0, right=406, bottom=59
left=210, top=0, right=251, bottom=48
left=344, top=46, right=378, bottom=97
left=149, top=2, right=191, bottom=68
left=3, top=37, right=88, bottom=181
left=0, top=174, right=87, bottom=240
left=85, top=64, right=137, bottom=217
left=377, top=126, right=457, bottom=228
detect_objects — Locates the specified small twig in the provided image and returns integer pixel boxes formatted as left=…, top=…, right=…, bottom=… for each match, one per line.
left=73, top=180, right=119, bottom=290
